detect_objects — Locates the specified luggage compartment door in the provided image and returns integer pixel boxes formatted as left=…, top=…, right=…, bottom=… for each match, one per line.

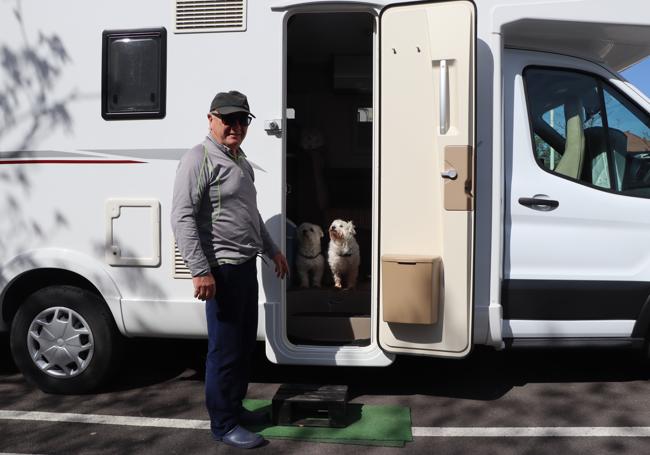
left=379, top=1, right=475, bottom=357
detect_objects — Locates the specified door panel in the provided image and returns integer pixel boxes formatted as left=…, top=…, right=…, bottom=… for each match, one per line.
left=504, top=54, right=650, bottom=335
left=379, top=1, right=475, bottom=357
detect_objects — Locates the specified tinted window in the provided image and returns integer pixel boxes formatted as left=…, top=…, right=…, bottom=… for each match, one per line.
left=102, top=28, right=166, bottom=120
left=525, top=67, right=650, bottom=198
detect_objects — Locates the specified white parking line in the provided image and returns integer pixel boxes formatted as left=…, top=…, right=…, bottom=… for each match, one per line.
left=412, top=427, right=650, bottom=437
left=0, top=410, right=210, bottom=430
left=3, top=410, right=650, bottom=438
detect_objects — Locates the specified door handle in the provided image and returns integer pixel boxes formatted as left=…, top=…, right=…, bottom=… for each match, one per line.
left=441, top=168, right=458, bottom=180
left=439, top=59, right=449, bottom=135
left=518, top=197, right=559, bottom=210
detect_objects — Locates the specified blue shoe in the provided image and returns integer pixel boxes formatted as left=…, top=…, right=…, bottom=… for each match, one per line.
left=240, top=408, right=271, bottom=426
left=218, top=425, right=265, bottom=449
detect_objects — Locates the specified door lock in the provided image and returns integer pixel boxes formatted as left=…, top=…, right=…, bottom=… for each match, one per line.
left=441, top=169, right=458, bottom=180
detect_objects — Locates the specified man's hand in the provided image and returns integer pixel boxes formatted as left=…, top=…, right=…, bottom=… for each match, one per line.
left=272, top=252, right=289, bottom=279
left=192, top=273, right=216, bottom=300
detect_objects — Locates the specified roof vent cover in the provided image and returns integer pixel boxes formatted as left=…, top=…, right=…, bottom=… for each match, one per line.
left=175, top=0, right=246, bottom=34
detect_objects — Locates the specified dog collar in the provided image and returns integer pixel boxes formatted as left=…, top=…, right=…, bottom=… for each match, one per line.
left=299, top=252, right=321, bottom=259
left=337, top=252, right=353, bottom=257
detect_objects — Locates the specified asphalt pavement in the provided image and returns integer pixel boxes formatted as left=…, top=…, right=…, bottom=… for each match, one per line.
left=2, top=333, right=650, bottom=454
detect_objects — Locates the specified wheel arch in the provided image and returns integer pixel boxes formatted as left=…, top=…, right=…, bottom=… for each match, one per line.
left=0, top=249, right=125, bottom=335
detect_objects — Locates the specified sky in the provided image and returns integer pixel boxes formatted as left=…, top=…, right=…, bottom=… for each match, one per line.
left=622, top=57, right=650, bottom=97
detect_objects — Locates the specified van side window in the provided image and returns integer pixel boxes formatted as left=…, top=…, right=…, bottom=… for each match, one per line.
left=101, top=28, right=167, bottom=120
left=524, top=68, right=650, bottom=197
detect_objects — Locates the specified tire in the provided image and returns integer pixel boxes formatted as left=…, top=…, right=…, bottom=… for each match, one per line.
left=10, top=285, right=123, bottom=394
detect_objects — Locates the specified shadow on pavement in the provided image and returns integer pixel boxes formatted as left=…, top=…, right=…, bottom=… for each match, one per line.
left=0, top=333, right=17, bottom=374
left=3, top=334, right=649, bottom=401
left=248, top=343, right=650, bottom=401
left=104, top=338, right=207, bottom=393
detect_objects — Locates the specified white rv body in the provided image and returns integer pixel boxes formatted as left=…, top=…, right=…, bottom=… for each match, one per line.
left=1, top=0, right=650, bottom=391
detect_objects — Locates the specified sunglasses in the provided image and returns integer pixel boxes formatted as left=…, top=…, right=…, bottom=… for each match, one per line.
left=211, top=112, right=253, bottom=126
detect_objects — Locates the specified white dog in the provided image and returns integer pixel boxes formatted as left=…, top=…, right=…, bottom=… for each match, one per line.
left=327, top=219, right=360, bottom=289
left=295, top=222, right=325, bottom=288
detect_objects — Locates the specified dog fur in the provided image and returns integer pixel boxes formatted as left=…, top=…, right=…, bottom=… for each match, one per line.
left=327, top=219, right=360, bottom=289
left=295, top=222, right=325, bottom=288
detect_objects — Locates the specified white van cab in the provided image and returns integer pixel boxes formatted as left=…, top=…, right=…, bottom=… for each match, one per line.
left=1, top=0, right=650, bottom=393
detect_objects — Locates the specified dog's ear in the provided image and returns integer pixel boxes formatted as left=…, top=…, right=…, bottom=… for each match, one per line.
left=317, top=226, right=324, bottom=238
left=348, top=220, right=356, bottom=236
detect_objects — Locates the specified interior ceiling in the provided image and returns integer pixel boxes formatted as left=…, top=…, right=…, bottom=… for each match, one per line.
left=503, top=19, right=650, bottom=71
left=288, top=12, right=373, bottom=59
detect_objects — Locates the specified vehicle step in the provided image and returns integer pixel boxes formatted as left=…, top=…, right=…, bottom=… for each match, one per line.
left=272, top=384, right=349, bottom=428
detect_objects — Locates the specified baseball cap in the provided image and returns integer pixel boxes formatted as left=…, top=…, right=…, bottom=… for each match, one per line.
left=209, top=90, right=255, bottom=117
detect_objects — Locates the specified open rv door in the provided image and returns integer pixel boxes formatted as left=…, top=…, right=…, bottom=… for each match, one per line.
left=379, top=1, right=475, bottom=357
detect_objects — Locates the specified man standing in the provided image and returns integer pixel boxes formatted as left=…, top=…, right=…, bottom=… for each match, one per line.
left=171, top=91, right=288, bottom=449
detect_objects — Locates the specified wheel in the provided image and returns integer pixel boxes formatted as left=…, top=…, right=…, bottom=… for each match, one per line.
left=10, top=285, right=123, bottom=394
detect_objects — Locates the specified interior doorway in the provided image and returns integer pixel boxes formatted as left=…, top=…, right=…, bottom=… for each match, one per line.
left=285, top=12, right=375, bottom=346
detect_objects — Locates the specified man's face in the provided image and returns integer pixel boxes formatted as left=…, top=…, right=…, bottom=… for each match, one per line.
left=208, top=112, right=249, bottom=151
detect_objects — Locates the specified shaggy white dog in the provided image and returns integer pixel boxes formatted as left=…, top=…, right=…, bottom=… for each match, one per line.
left=327, top=219, right=360, bottom=289
left=295, top=222, right=325, bottom=288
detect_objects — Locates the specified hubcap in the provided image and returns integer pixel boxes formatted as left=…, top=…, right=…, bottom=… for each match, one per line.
left=26, top=307, right=94, bottom=378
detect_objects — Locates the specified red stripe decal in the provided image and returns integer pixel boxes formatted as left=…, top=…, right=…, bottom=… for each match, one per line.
left=0, top=159, right=144, bottom=165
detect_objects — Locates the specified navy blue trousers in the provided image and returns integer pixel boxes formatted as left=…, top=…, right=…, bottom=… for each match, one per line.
left=205, top=258, right=258, bottom=437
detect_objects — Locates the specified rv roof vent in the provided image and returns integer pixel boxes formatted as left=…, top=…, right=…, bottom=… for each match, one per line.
left=175, top=0, right=247, bottom=33
left=173, top=243, right=192, bottom=279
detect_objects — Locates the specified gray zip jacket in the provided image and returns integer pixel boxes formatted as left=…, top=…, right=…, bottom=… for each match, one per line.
left=171, top=135, right=279, bottom=277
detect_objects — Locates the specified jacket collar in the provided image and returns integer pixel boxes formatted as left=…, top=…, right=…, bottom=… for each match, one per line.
left=205, top=135, right=246, bottom=160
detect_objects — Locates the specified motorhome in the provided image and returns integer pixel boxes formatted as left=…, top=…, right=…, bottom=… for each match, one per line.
left=1, top=0, right=650, bottom=393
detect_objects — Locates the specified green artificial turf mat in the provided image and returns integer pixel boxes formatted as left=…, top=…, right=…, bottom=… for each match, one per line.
left=243, top=399, right=412, bottom=447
